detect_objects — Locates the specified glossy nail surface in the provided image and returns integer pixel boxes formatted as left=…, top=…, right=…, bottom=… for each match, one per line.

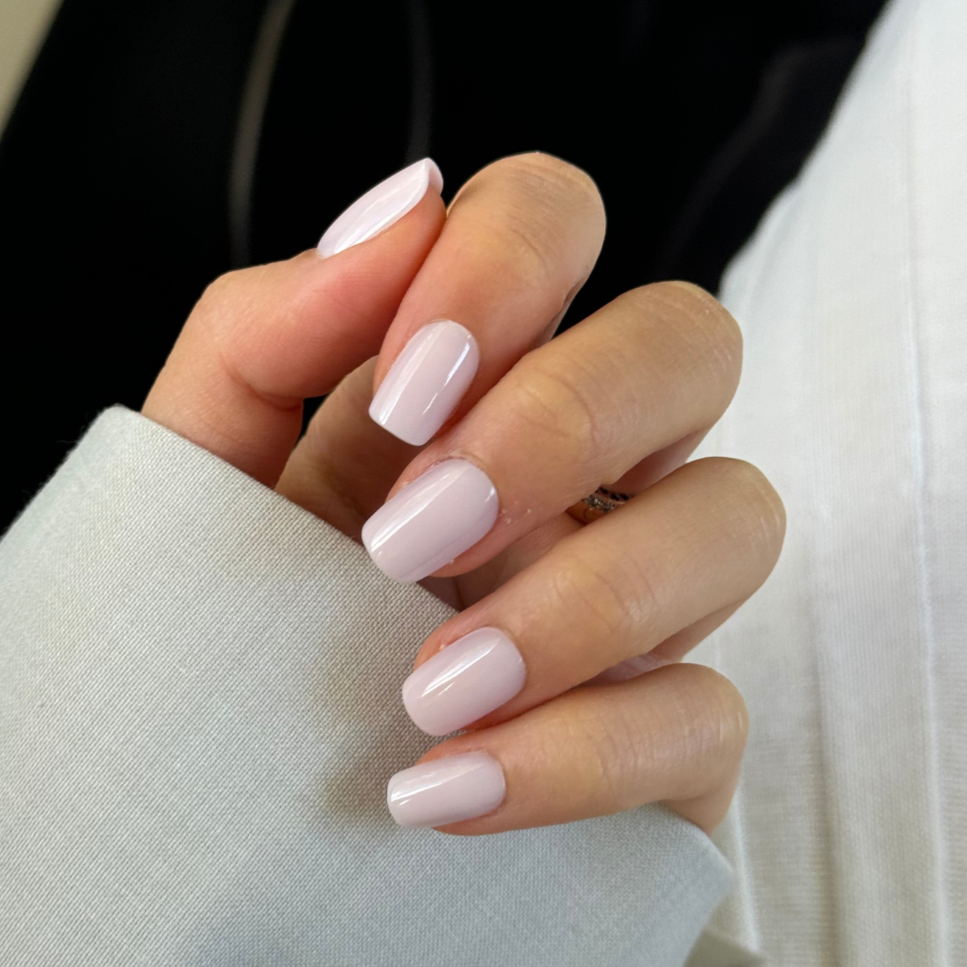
left=362, top=459, right=498, bottom=583
left=387, top=752, right=506, bottom=828
left=317, top=158, right=443, bottom=257
left=403, top=628, right=526, bottom=736
left=369, top=321, right=479, bottom=446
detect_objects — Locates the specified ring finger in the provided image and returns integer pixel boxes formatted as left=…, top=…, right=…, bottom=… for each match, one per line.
left=400, top=455, right=785, bottom=737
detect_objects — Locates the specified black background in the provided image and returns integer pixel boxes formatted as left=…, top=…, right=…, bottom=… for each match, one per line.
left=0, top=0, right=886, bottom=530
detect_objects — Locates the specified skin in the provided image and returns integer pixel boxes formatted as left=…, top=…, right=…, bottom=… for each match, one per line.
left=143, top=152, right=786, bottom=837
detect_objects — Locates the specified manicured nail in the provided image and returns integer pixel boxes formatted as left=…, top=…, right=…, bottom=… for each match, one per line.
left=403, top=628, right=526, bottom=736
left=387, top=752, right=506, bottom=828
left=369, top=321, right=479, bottom=446
left=317, top=158, right=443, bottom=257
left=362, top=459, right=498, bottom=583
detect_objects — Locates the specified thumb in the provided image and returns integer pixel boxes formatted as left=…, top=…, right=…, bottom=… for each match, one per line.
left=142, top=159, right=445, bottom=486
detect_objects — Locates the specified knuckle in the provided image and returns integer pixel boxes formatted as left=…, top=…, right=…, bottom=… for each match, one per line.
left=664, top=665, right=749, bottom=767
left=496, top=215, right=560, bottom=289
left=582, top=708, right=641, bottom=809
left=732, top=460, right=788, bottom=555
left=197, top=267, right=249, bottom=312
left=629, top=281, right=744, bottom=392
left=495, top=151, right=603, bottom=213
left=469, top=153, right=605, bottom=287
left=511, top=356, right=604, bottom=458
left=546, top=555, right=627, bottom=642
left=546, top=548, right=662, bottom=645
left=193, top=266, right=270, bottom=341
left=563, top=666, right=748, bottom=815
left=694, top=457, right=787, bottom=563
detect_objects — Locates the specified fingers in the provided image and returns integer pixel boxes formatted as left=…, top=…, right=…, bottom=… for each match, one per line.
left=279, top=151, right=605, bottom=544
left=587, top=599, right=748, bottom=684
left=387, top=663, right=748, bottom=835
left=366, top=152, right=606, bottom=446
left=401, top=457, right=785, bottom=736
left=275, top=358, right=419, bottom=541
left=362, top=280, right=742, bottom=583
left=142, top=161, right=445, bottom=486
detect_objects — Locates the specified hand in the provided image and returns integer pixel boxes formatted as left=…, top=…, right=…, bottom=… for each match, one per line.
left=143, top=153, right=785, bottom=835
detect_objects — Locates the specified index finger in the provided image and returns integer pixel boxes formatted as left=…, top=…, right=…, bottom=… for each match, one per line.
left=142, top=160, right=446, bottom=487
left=368, top=152, right=606, bottom=446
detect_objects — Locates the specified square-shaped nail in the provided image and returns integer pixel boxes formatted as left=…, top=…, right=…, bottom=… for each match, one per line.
left=369, top=321, right=479, bottom=446
left=387, top=752, right=506, bottom=827
left=362, top=459, right=498, bottom=583
left=402, top=627, right=526, bottom=735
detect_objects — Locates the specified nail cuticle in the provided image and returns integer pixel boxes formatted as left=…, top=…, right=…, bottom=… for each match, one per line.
left=362, top=458, right=499, bottom=583
left=387, top=751, right=506, bottom=828
left=403, top=626, right=527, bottom=736
left=387, top=450, right=495, bottom=504
left=369, top=320, right=479, bottom=446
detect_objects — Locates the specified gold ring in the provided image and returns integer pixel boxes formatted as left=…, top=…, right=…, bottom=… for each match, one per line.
left=565, top=486, right=632, bottom=524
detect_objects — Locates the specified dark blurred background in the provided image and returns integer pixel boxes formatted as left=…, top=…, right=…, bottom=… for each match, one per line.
left=0, top=0, right=887, bottom=530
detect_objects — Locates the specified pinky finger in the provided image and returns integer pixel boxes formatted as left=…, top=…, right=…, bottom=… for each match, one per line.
left=387, top=663, right=748, bottom=836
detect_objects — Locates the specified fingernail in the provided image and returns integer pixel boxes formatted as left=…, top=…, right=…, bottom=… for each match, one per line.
left=387, top=752, right=506, bottom=828
left=369, top=321, right=479, bottom=445
left=403, top=628, right=526, bottom=736
left=317, top=158, right=443, bottom=257
left=362, top=459, right=498, bottom=583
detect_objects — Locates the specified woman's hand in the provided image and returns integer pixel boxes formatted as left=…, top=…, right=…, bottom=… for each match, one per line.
left=143, top=153, right=785, bottom=836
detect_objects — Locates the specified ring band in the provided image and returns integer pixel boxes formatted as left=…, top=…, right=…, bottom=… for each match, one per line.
left=565, top=486, right=632, bottom=524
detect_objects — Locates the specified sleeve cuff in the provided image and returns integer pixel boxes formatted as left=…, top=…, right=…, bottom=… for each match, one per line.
left=0, top=406, right=737, bottom=967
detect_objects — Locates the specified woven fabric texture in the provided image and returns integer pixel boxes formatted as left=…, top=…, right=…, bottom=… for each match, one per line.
left=691, top=0, right=967, bottom=963
left=0, top=407, right=733, bottom=967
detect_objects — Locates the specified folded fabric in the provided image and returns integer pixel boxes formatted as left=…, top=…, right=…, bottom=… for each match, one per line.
left=690, top=0, right=967, bottom=962
left=0, top=407, right=735, bottom=967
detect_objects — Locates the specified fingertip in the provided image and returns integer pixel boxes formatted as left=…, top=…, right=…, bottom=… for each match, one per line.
left=426, top=157, right=444, bottom=193
left=316, top=158, right=445, bottom=258
left=142, top=165, right=445, bottom=488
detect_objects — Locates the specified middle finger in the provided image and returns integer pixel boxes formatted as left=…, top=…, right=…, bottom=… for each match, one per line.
left=362, top=280, right=743, bottom=583
left=367, top=151, right=607, bottom=446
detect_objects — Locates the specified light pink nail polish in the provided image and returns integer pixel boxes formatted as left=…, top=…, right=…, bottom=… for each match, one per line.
left=403, top=628, right=526, bottom=736
left=316, top=158, right=443, bottom=257
left=387, top=752, right=506, bottom=828
left=362, top=459, right=498, bottom=583
left=369, top=321, right=479, bottom=446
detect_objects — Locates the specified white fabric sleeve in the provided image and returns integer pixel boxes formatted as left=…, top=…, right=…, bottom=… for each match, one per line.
left=684, top=0, right=967, bottom=963
left=0, top=407, right=738, bottom=967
